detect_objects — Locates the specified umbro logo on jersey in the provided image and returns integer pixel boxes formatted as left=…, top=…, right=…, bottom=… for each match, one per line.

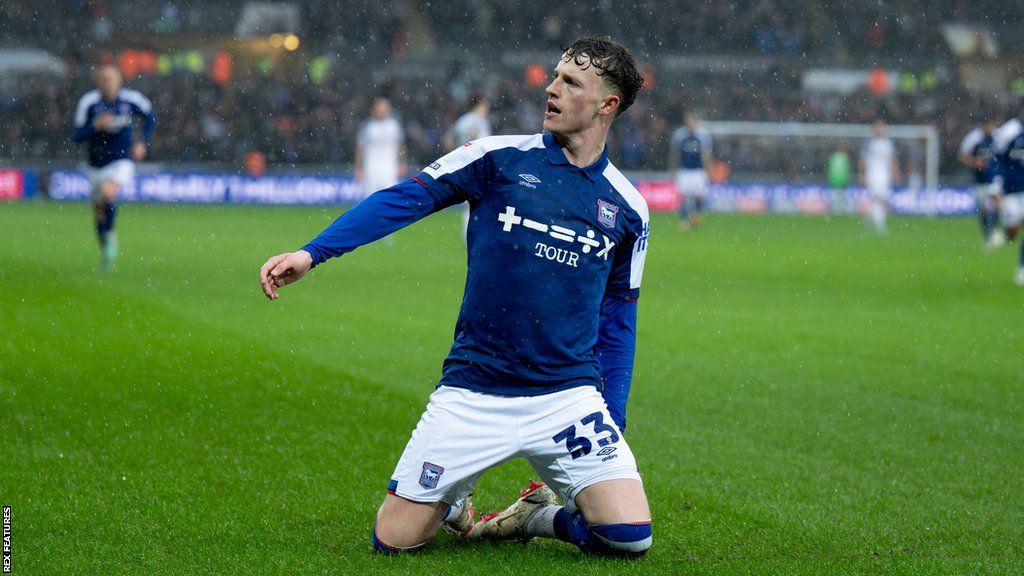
left=518, top=174, right=541, bottom=189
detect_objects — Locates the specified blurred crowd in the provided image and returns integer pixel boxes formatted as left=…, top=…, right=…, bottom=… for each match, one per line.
left=0, top=0, right=1020, bottom=177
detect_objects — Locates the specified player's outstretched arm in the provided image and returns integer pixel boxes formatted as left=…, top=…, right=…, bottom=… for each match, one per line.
left=260, top=250, right=313, bottom=300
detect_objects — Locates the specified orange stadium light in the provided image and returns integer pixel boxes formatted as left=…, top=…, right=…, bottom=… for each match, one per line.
left=138, top=50, right=157, bottom=74
left=867, top=67, right=890, bottom=95
left=642, top=64, right=656, bottom=89
left=118, top=50, right=140, bottom=77
left=211, top=51, right=233, bottom=85
left=525, top=63, right=546, bottom=88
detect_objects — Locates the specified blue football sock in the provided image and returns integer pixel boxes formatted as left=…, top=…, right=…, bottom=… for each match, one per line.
left=95, top=206, right=107, bottom=245
left=551, top=508, right=652, bottom=557
left=95, top=202, right=118, bottom=246
left=105, top=202, right=118, bottom=234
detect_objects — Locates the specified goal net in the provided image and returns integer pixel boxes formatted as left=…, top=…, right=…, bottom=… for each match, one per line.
left=702, top=121, right=940, bottom=193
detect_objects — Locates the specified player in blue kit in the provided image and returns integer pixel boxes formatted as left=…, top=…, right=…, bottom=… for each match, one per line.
left=73, top=64, right=155, bottom=272
left=260, top=36, right=652, bottom=556
left=668, top=111, right=713, bottom=230
left=992, top=99, right=1024, bottom=285
left=958, top=118, right=1003, bottom=250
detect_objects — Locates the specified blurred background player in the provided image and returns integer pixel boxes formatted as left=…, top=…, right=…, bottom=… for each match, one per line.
left=72, top=64, right=155, bottom=272
left=443, top=96, right=492, bottom=239
left=668, top=111, right=712, bottom=230
left=859, top=120, right=899, bottom=233
left=992, top=98, right=1024, bottom=285
left=957, top=117, right=1004, bottom=250
left=355, top=97, right=406, bottom=198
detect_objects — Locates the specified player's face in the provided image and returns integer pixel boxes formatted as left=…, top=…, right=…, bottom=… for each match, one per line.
left=97, top=67, right=122, bottom=101
left=371, top=99, right=391, bottom=120
left=544, top=54, right=615, bottom=136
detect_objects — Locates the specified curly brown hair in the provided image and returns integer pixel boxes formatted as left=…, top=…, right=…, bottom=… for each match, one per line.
left=561, top=36, right=644, bottom=117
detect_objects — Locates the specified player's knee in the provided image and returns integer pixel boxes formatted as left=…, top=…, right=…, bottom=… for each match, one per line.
left=101, top=180, right=119, bottom=201
left=371, top=522, right=426, bottom=555
left=372, top=495, right=441, bottom=552
left=589, top=522, right=652, bottom=557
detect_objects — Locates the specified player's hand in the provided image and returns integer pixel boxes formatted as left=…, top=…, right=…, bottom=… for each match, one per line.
left=94, top=112, right=114, bottom=130
left=260, top=250, right=313, bottom=300
left=132, top=142, right=147, bottom=162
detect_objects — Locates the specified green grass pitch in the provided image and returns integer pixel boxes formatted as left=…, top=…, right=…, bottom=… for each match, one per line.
left=1, top=201, right=1021, bottom=575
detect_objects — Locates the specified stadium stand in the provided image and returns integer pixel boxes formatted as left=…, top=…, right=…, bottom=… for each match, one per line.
left=0, top=0, right=1021, bottom=176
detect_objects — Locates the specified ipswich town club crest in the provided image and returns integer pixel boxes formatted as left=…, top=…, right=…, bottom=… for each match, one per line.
left=597, top=199, right=619, bottom=228
left=419, top=462, right=445, bottom=489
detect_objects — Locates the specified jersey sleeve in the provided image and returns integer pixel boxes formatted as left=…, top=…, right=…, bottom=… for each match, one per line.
left=72, top=92, right=98, bottom=142
left=700, top=129, right=713, bottom=152
left=356, top=122, right=368, bottom=147
left=604, top=215, right=650, bottom=301
left=959, top=129, right=981, bottom=156
left=993, top=120, right=1022, bottom=155
left=595, top=296, right=638, bottom=431
left=124, top=90, right=156, bottom=145
left=668, top=128, right=682, bottom=152
left=414, top=140, right=496, bottom=205
left=299, top=178, right=443, bottom=267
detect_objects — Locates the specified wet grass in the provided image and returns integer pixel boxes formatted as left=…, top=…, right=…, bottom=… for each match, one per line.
left=1, top=201, right=1021, bottom=575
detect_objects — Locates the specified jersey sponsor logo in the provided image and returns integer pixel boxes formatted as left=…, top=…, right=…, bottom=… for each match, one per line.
left=419, top=462, right=444, bottom=489
left=597, top=199, right=619, bottom=228
left=636, top=222, right=649, bottom=252
left=429, top=162, right=441, bottom=170
left=497, top=205, right=615, bottom=262
left=534, top=242, right=579, bottom=267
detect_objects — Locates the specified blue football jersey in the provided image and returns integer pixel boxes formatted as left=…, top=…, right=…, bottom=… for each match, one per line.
left=994, top=118, right=1024, bottom=195
left=73, top=88, right=156, bottom=167
left=416, top=134, right=650, bottom=396
left=670, top=127, right=711, bottom=170
left=959, top=127, right=996, bottom=184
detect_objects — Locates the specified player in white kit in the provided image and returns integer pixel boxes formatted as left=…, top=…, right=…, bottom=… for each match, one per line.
left=859, top=120, right=899, bottom=233
left=444, top=97, right=492, bottom=240
left=356, top=97, right=406, bottom=197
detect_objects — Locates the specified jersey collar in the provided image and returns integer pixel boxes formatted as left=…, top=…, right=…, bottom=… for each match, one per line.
left=543, top=133, right=609, bottom=182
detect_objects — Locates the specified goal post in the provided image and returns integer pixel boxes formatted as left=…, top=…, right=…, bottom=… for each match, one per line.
left=702, top=121, right=941, bottom=193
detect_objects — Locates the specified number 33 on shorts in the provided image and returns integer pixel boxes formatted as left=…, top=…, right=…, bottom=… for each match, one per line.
left=553, top=412, right=621, bottom=461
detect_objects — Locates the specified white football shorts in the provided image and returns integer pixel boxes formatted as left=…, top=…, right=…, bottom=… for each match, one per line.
left=675, top=169, right=708, bottom=197
left=973, top=182, right=1000, bottom=201
left=388, top=385, right=642, bottom=511
left=866, top=177, right=892, bottom=200
left=88, top=159, right=135, bottom=200
left=362, top=164, right=400, bottom=197
left=1000, top=194, right=1024, bottom=228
